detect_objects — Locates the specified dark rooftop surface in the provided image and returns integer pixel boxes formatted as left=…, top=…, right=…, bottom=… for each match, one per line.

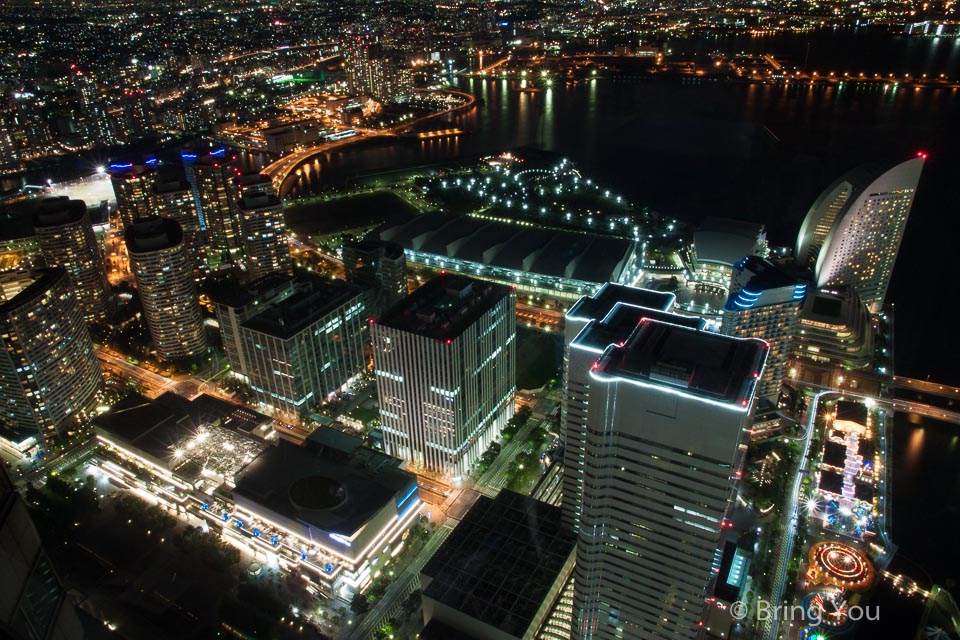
left=836, top=401, right=868, bottom=425
left=92, top=392, right=197, bottom=462
left=567, top=282, right=675, bottom=323
left=419, top=619, right=480, bottom=640
left=238, top=192, right=282, bottom=210
left=33, top=197, right=87, bottom=228
left=595, top=320, right=768, bottom=407
left=376, top=273, right=512, bottom=340
left=572, top=302, right=705, bottom=353
left=378, top=212, right=637, bottom=284
left=694, top=216, right=764, bottom=266
left=731, top=255, right=799, bottom=291
left=421, top=491, right=575, bottom=638
left=241, top=277, right=363, bottom=339
left=92, top=391, right=274, bottom=458
left=232, top=433, right=414, bottom=536
left=0, top=268, right=65, bottom=314
left=207, top=272, right=294, bottom=309
left=343, top=239, right=405, bottom=261
left=125, top=216, right=183, bottom=253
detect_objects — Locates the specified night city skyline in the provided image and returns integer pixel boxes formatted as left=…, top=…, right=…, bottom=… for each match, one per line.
left=1, top=2, right=959, bottom=640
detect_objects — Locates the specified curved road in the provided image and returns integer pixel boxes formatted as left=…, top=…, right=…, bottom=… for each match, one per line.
left=263, top=90, right=477, bottom=193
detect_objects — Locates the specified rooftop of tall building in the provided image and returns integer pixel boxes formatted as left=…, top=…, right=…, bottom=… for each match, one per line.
left=566, top=282, right=675, bottom=323
left=343, top=238, right=406, bottom=261
left=375, top=273, right=512, bottom=340
left=32, top=197, right=87, bottom=228
left=241, top=275, right=363, bottom=339
left=421, top=491, right=575, bottom=638
left=0, top=268, right=65, bottom=312
left=124, top=216, right=183, bottom=253
left=593, top=319, right=768, bottom=408
left=238, top=192, right=282, bottom=210
left=572, top=302, right=704, bottom=354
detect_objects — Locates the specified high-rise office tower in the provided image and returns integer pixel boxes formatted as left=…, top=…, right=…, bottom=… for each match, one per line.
left=125, top=217, right=207, bottom=361
left=722, top=256, right=806, bottom=400
left=186, top=148, right=240, bottom=266
left=796, top=155, right=924, bottom=312
left=237, top=190, right=291, bottom=281
left=0, top=268, right=103, bottom=445
left=210, top=273, right=295, bottom=386
left=560, top=283, right=703, bottom=533
left=342, top=239, right=407, bottom=317
left=1, top=466, right=84, bottom=640
left=217, top=275, right=366, bottom=417
left=108, top=154, right=158, bottom=226
left=573, top=321, right=767, bottom=640
left=153, top=170, right=201, bottom=272
left=372, top=274, right=515, bottom=479
left=33, top=197, right=112, bottom=323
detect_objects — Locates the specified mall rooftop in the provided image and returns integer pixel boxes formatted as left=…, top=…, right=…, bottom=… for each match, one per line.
left=378, top=212, right=638, bottom=285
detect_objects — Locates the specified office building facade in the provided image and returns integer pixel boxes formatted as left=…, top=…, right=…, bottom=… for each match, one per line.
left=342, top=239, right=407, bottom=317
left=228, top=276, right=367, bottom=416
left=125, top=217, right=207, bottom=360
left=0, top=268, right=102, bottom=444
left=237, top=190, right=291, bottom=281
left=372, top=274, right=516, bottom=479
left=797, top=156, right=924, bottom=312
left=573, top=321, right=767, bottom=640
left=560, top=283, right=703, bottom=533
left=722, top=255, right=806, bottom=400
left=33, top=197, right=112, bottom=323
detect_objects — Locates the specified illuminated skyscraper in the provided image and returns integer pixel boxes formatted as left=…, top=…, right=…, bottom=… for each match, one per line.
left=560, top=283, right=702, bottom=533
left=183, top=147, right=240, bottom=267
left=107, top=154, right=158, bottom=226
left=153, top=171, right=201, bottom=270
left=722, top=256, right=806, bottom=400
left=0, top=268, right=103, bottom=445
left=33, top=197, right=112, bottom=323
left=125, top=217, right=207, bottom=361
left=342, top=239, right=407, bottom=316
left=237, top=189, right=291, bottom=281
left=216, top=275, right=366, bottom=417
left=372, top=274, right=515, bottom=479
left=573, top=321, right=767, bottom=640
left=796, top=155, right=924, bottom=312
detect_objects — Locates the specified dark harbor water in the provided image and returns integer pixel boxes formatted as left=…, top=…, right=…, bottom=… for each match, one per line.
left=280, top=31, right=960, bottom=636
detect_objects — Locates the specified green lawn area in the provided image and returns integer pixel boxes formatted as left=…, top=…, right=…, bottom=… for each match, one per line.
left=516, top=328, right=562, bottom=390
left=285, top=191, right=419, bottom=236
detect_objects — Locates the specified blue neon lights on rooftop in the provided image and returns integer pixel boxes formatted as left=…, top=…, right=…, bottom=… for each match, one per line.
left=145, top=158, right=158, bottom=165
left=180, top=151, right=198, bottom=160
left=109, top=162, right=133, bottom=170
left=210, top=147, right=226, bottom=157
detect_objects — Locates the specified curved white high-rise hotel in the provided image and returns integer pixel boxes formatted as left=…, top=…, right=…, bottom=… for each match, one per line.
left=796, top=155, right=924, bottom=312
left=126, top=217, right=208, bottom=361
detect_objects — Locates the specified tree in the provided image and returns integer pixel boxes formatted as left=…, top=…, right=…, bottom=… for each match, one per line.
left=351, top=592, right=370, bottom=615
